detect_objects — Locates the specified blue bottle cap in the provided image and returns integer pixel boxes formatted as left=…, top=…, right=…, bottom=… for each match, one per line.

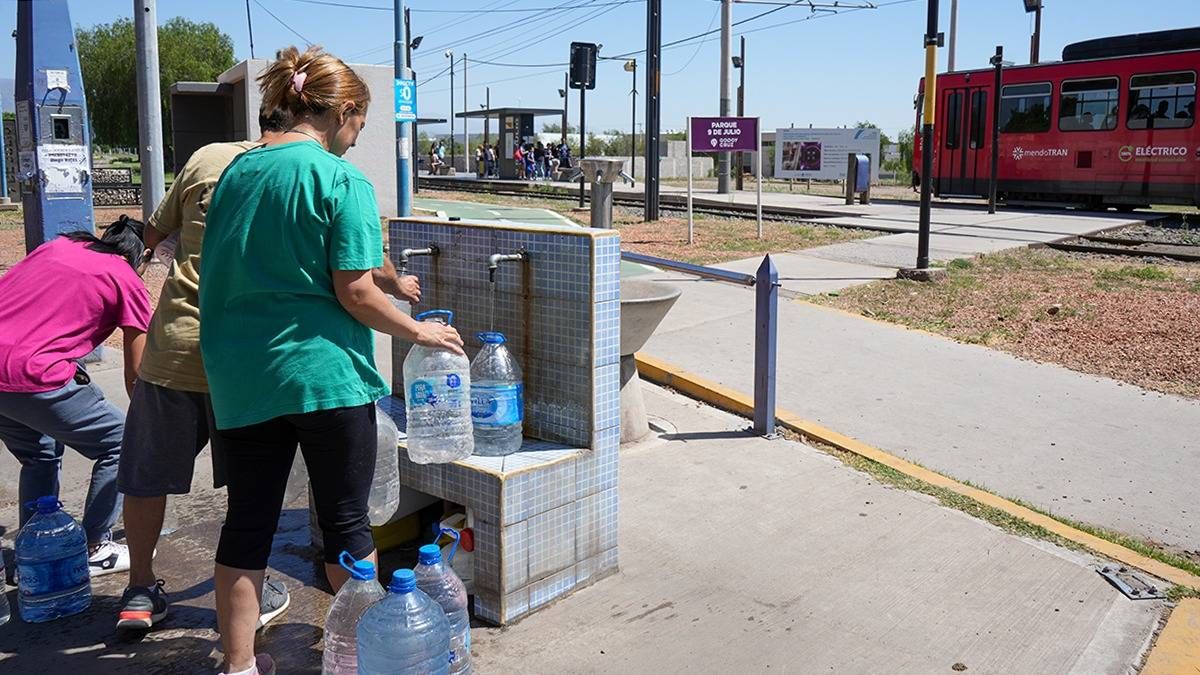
left=33, top=495, right=61, bottom=514
left=477, top=331, right=506, bottom=345
left=389, top=568, right=417, bottom=594
left=351, top=560, right=377, bottom=581
left=417, top=544, right=442, bottom=565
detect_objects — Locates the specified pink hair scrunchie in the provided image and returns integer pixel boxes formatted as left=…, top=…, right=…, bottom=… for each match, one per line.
left=292, top=71, right=308, bottom=93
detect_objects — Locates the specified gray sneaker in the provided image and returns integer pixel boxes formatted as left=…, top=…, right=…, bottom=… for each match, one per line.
left=257, top=577, right=290, bottom=629
left=116, top=579, right=168, bottom=631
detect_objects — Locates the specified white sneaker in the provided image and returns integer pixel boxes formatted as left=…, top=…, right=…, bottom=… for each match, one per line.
left=88, top=540, right=130, bottom=577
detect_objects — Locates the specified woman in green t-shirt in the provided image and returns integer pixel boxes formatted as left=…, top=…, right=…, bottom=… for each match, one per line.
left=199, top=46, right=463, bottom=675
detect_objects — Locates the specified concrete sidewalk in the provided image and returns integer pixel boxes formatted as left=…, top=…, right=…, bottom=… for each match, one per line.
left=477, top=386, right=1163, bottom=673
left=640, top=275, right=1200, bottom=554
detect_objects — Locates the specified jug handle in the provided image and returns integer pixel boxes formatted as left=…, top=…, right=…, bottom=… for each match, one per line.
left=414, top=309, right=454, bottom=325
left=441, top=527, right=461, bottom=562
left=24, top=498, right=63, bottom=512
left=338, top=550, right=358, bottom=575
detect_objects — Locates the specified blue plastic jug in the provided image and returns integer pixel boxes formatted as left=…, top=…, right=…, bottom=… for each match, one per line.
left=356, top=569, right=450, bottom=674
left=15, top=496, right=91, bottom=622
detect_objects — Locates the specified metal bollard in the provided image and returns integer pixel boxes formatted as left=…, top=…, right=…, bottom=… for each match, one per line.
left=578, top=157, right=634, bottom=229
left=753, top=255, right=778, bottom=437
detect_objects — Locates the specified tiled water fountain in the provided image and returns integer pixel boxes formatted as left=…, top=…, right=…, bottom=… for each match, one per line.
left=384, top=216, right=620, bottom=624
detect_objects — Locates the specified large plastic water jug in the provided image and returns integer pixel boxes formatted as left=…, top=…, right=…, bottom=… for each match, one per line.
left=367, top=403, right=401, bottom=525
left=322, top=552, right=387, bottom=675
left=356, top=569, right=450, bottom=675
left=14, top=496, right=91, bottom=622
left=403, top=310, right=473, bottom=464
left=414, top=535, right=471, bottom=674
left=0, top=552, right=10, bottom=626
left=470, top=332, right=524, bottom=456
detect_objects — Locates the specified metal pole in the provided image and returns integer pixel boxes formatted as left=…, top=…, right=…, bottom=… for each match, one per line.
left=630, top=61, right=637, bottom=181
left=0, top=99, right=9, bottom=204
left=717, top=0, right=732, bottom=194
left=484, top=87, right=490, bottom=148
left=395, top=0, right=411, bottom=217
left=562, top=72, right=568, bottom=146
left=406, top=7, right=418, bottom=194
left=916, top=0, right=939, bottom=270
left=579, top=86, right=586, bottom=206
left=686, top=117, right=693, bottom=244
left=736, top=35, right=745, bottom=191
left=1031, top=2, right=1042, bottom=64
left=756, top=119, right=762, bottom=238
left=448, top=54, right=455, bottom=172
left=463, top=53, right=468, bottom=171
left=947, top=0, right=957, bottom=72
left=245, top=0, right=255, bottom=59
left=988, top=45, right=1002, bottom=214
left=134, top=0, right=165, bottom=222
left=753, top=255, right=778, bottom=437
left=645, top=0, right=662, bottom=221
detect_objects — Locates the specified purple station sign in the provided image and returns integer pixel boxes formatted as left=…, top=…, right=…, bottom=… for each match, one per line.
left=690, top=116, right=759, bottom=153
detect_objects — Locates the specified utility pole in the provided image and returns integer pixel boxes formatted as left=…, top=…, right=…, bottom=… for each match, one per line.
left=947, top=0, right=957, bottom=71
left=406, top=7, right=419, bottom=194
left=245, top=0, right=255, bottom=59
left=915, top=0, right=940, bottom=271
left=446, top=51, right=455, bottom=171
left=988, top=45, right=1003, bottom=214
left=717, top=0, right=732, bottom=194
left=395, top=0, right=411, bottom=217
left=645, top=0, right=662, bottom=220
left=735, top=36, right=745, bottom=191
left=625, top=59, right=637, bottom=181
left=134, top=0, right=165, bottom=222
left=579, top=84, right=586, bottom=206
left=561, top=72, right=569, bottom=146
left=1030, top=1, right=1042, bottom=64
left=463, top=53, right=468, bottom=170
left=484, top=87, right=490, bottom=148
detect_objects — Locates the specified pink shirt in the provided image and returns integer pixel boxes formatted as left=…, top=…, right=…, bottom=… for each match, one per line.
left=0, top=238, right=151, bottom=392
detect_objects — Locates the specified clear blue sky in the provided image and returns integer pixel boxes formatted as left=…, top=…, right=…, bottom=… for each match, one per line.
left=0, top=0, right=1195, bottom=140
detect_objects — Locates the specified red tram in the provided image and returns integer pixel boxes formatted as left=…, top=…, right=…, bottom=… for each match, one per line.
left=913, top=27, right=1200, bottom=209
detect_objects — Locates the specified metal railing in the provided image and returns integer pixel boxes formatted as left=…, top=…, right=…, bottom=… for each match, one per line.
left=621, top=250, right=778, bottom=437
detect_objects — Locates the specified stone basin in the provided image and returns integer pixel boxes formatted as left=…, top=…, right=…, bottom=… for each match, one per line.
left=618, top=279, right=681, bottom=443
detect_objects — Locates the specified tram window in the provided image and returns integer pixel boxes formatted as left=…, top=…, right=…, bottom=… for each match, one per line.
left=1059, top=78, right=1119, bottom=131
left=1000, top=82, right=1052, bottom=133
left=1127, top=71, right=1195, bottom=130
left=945, top=91, right=963, bottom=149
left=970, top=90, right=987, bottom=148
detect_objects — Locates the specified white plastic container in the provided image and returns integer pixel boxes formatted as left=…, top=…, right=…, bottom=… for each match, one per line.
left=367, top=404, right=401, bottom=525
left=322, top=553, right=386, bottom=674
left=403, top=310, right=473, bottom=464
left=469, top=332, right=524, bottom=456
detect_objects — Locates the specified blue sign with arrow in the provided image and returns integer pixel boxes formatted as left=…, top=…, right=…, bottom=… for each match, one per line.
left=394, top=78, right=417, bottom=122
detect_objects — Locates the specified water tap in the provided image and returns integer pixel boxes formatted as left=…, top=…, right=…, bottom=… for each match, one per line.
left=487, top=251, right=528, bottom=283
left=399, top=243, right=439, bottom=276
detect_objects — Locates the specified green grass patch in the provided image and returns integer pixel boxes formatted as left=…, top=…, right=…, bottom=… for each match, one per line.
left=0, top=210, right=22, bottom=231
left=1096, top=265, right=1173, bottom=282
left=947, top=257, right=973, bottom=270
left=1168, top=584, right=1200, bottom=601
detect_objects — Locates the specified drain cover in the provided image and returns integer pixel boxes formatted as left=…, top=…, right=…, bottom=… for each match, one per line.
left=1098, top=566, right=1165, bottom=600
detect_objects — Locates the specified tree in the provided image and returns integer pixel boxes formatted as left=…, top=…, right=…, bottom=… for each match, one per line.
left=77, top=18, right=234, bottom=158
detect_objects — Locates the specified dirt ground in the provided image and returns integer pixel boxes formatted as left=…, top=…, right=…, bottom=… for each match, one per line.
left=813, top=248, right=1200, bottom=399
left=419, top=189, right=872, bottom=265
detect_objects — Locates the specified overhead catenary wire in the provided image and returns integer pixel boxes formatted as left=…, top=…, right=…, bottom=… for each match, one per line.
left=251, top=0, right=313, bottom=46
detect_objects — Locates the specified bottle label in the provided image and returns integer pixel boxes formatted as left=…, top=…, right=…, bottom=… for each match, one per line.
left=471, top=383, right=523, bottom=427
left=408, top=374, right=467, bottom=411
left=17, top=556, right=89, bottom=598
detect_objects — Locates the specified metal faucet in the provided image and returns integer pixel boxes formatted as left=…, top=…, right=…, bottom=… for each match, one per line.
left=487, top=251, right=527, bottom=283
left=399, top=243, right=439, bottom=276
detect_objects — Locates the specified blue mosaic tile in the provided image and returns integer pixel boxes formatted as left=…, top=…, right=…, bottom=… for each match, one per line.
left=442, top=464, right=500, bottom=525
left=575, top=546, right=619, bottom=586
left=526, top=502, right=576, bottom=582
left=502, top=587, right=529, bottom=623
left=592, top=233, right=621, bottom=303
left=591, top=301, right=620, bottom=367
left=591, top=361, right=620, bottom=433
left=502, top=459, right=575, bottom=525
left=501, top=520, right=528, bottom=590
left=576, top=425, right=619, bottom=498
left=575, top=487, right=619, bottom=561
left=472, top=518, right=501, bottom=593
left=528, top=566, right=577, bottom=612
left=396, top=455, right=444, bottom=497
left=474, top=589, right=501, bottom=624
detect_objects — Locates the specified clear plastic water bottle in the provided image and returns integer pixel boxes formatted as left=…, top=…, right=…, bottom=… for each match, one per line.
left=0, top=550, right=10, bottom=626
left=470, top=332, right=524, bottom=456
left=322, top=552, right=386, bottom=675
left=403, top=310, right=473, bottom=464
left=14, top=496, right=91, bottom=623
left=415, top=539, right=472, bottom=674
left=368, top=403, right=401, bottom=525
left=356, top=569, right=450, bottom=675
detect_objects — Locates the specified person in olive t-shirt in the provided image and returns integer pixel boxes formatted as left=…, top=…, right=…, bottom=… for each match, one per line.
left=198, top=47, right=463, bottom=675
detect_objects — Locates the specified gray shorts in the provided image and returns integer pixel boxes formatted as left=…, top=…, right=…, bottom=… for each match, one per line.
left=117, top=378, right=227, bottom=496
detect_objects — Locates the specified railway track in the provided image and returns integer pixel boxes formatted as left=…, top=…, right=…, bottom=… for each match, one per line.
left=1043, top=233, right=1200, bottom=263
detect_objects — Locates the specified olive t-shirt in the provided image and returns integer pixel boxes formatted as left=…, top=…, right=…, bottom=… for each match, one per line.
left=139, top=140, right=259, bottom=393
left=199, top=141, right=388, bottom=429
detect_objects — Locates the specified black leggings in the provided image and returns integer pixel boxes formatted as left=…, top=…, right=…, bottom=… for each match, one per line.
left=214, top=404, right=377, bottom=569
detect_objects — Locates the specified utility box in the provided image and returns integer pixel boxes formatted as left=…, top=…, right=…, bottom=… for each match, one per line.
left=845, top=153, right=872, bottom=205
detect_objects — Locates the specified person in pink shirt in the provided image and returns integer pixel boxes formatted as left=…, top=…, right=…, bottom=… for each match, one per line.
left=0, top=215, right=151, bottom=575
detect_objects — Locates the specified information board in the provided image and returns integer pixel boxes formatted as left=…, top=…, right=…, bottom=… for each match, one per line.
left=690, top=116, right=759, bottom=153
left=774, top=127, right=881, bottom=181
left=394, top=78, right=417, bottom=122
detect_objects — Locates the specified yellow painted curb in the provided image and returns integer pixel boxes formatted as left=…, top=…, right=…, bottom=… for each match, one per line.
left=634, top=353, right=1200, bottom=591
left=1141, top=599, right=1200, bottom=674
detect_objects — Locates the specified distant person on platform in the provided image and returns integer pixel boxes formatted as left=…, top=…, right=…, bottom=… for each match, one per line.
left=0, top=215, right=150, bottom=577
left=475, top=145, right=485, bottom=178
left=513, top=142, right=525, bottom=180
left=485, top=144, right=497, bottom=177
left=558, top=140, right=571, bottom=169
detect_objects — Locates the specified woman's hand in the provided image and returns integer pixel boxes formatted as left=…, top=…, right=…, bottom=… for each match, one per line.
left=416, top=321, right=465, bottom=356
left=398, top=275, right=421, bottom=304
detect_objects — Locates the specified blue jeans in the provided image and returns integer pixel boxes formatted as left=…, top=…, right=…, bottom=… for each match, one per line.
left=0, top=373, right=124, bottom=544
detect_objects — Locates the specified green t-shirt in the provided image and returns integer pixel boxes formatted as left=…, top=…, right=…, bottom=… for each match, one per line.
left=199, top=140, right=388, bottom=429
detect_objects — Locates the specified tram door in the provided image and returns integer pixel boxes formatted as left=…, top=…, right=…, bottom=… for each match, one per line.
left=937, top=86, right=990, bottom=196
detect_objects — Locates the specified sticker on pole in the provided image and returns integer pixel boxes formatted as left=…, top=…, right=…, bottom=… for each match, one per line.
left=394, top=78, right=417, bottom=122
left=689, top=116, right=759, bottom=153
